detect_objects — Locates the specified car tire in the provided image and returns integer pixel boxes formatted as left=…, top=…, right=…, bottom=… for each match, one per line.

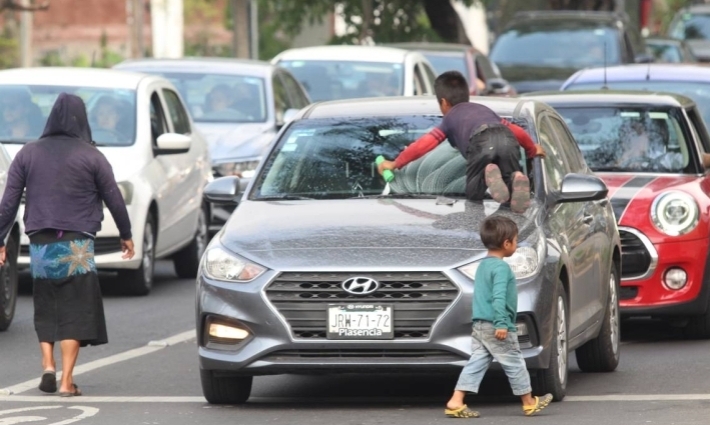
left=118, top=214, right=156, bottom=296
left=0, top=232, right=19, bottom=332
left=575, top=264, right=621, bottom=372
left=173, top=207, right=209, bottom=279
left=683, top=299, right=710, bottom=339
left=531, top=281, right=568, bottom=401
left=200, top=369, right=252, bottom=405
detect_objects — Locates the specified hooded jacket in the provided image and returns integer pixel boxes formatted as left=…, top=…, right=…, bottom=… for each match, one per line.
left=0, top=93, right=132, bottom=246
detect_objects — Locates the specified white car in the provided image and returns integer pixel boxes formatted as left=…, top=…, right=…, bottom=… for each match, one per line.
left=0, top=143, right=21, bottom=331
left=0, top=68, right=212, bottom=295
left=271, top=45, right=438, bottom=102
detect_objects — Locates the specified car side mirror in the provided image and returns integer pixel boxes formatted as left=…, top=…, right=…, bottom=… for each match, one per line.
left=155, top=133, right=190, bottom=155
left=557, top=173, right=608, bottom=203
left=485, top=78, right=511, bottom=95
left=204, top=176, right=242, bottom=205
left=277, top=108, right=299, bottom=129
left=635, top=53, right=655, bottom=64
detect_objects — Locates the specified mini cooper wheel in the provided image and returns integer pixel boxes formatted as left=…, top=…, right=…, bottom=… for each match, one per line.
left=532, top=279, right=568, bottom=401
left=0, top=232, right=19, bottom=331
left=200, top=370, right=252, bottom=405
left=575, top=263, right=621, bottom=372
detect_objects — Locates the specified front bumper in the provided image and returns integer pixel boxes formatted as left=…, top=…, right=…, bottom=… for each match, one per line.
left=619, top=227, right=710, bottom=316
left=196, top=268, right=553, bottom=376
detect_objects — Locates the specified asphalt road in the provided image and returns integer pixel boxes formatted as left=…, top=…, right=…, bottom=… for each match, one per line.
left=1, top=261, right=709, bottom=425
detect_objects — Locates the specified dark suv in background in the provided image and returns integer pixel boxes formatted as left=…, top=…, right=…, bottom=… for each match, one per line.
left=489, top=11, right=652, bottom=93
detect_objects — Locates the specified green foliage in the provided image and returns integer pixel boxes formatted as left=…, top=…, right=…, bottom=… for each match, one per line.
left=91, top=31, right=125, bottom=68
left=39, top=50, right=65, bottom=66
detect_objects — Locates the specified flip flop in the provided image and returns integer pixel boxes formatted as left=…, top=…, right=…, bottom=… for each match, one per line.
left=510, top=171, right=531, bottom=214
left=59, top=383, right=82, bottom=397
left=38, top=370, right=57, bottom=394
left=522, top=393, right=553, bottom=416
left=444, top=404, right=481, bottom=418
left=484, top=164, right=510, bottom=204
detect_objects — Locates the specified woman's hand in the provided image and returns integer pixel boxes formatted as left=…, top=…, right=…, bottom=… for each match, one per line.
left=0, top=246, right=5, bottom=266
left=121, top=239, right=135, bottom=260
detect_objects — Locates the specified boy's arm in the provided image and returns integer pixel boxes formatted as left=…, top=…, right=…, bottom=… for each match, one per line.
left=501, top=118, right=546, bottom=159
left=491, top=264, right=511, bottom=331
left=377, top=128, right=446, bottom=174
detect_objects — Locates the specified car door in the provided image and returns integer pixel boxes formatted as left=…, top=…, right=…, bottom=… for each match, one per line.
left=272, top=72, right=293, bottom=128
left=159, top=87, right=205, bottom=252
left=548, top=115, right=607, bottom=325
left=280, top=71, right=311, bottom=109
left=538, top=114, right=598, bottom=339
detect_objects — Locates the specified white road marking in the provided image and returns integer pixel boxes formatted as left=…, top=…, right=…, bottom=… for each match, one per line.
left=2, top=394, right=710, bottom=404
left=0, top=405, right=99, bottom=425
left=1, top=330, right=195, bottom=396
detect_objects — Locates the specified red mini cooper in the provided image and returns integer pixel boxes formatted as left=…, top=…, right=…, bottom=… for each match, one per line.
left=530, top=91, right=710, bottom=338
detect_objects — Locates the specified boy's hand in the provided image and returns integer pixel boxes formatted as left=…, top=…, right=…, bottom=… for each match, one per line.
left=535, top=145, right=546, bottom=158
left=377, top=160, right=396, bottom=176
left=495, top=329, right=508, bottom=340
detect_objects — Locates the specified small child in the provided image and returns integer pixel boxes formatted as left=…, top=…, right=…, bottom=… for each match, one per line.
left=377, top=71, right=545, bottom=213
left=444, top=215, right=553, bottom=418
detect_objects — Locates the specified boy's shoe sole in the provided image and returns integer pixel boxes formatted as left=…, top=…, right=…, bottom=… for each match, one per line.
left=522, top=394, right=553, bottom=416
left=485, top=164, right=510, bottom=203
left=510, top=172, right=531, bottom=213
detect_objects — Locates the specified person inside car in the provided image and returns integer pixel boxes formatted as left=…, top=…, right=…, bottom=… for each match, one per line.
left=0, top=89, right=43, bottom=140
left=205, top=84, right=235, bottom=114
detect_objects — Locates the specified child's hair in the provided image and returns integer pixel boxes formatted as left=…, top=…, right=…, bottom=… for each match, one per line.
left=480, top=215, right=518, bottom=250
left=434, top=71, right=470, bottom=107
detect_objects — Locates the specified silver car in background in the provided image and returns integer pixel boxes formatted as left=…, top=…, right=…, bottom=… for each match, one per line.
left=196, top=96, right=622, bottom=405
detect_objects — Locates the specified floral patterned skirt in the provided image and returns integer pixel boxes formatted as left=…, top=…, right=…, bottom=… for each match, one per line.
left=29, top=230, right=107, bottom=346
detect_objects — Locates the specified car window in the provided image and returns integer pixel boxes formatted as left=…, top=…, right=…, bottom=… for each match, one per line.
left=272, top=75, right=291, bottom=125
left=412, top=65, right=425, bottom=96
left=150, top=92, right=168, bottom=146
left=670, top=13, right=710, bottom=40
left=281, top=72, right=310, bottom=109
left=279, top=60, right=404, bottom=101
left=0, top=84, right=136, bottom=146
left=153, top=72, right=267, bottom=123
left=421, top=52, right=467, bottom=77
left=538, top=116, right=569, bottom=192
left=547, top=116, right=585, bottom=173
left=422, top=62, right=438, bottom=89
left=555, top=106, right=695, bottom=174
left=162, top=89, right=191, bottom=135
left=686, top=107, right=710, bottom=155
left=646, top=42, right=683, bottom=63
left=474, top=55, right=497, bottom=82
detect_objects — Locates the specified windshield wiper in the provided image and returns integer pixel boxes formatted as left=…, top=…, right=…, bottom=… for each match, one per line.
left=0, top=140, right=28, bottom=144
left=255, top=195, right=315, bottom=201
left=351, top=193, right=439, bottom=199
left=592, top=166, right=628, bottom=172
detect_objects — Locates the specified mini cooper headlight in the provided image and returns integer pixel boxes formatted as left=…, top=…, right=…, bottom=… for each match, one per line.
left=203, top=247, right=265, bottom=282
left=651, top=191, right=699, bottom=236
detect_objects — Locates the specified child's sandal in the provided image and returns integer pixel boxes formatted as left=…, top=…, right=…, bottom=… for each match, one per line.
left=522, top=393, right=553, bottom=416
left=444, top=404, right=481, bottom=418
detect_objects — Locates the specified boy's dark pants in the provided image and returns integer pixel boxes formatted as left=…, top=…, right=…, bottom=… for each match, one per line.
left=465, top=123, right=524, bottom=201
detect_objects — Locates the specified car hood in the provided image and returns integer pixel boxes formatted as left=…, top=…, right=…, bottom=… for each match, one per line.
left=598, top=173, right=701, bottom=224
left=197, top=122, right=275, bottom=165
left=219, top=198, right=539, bottom=270
left=2, top=143, right=146, bottom=182
left=685, top=40, right=710, bottom=61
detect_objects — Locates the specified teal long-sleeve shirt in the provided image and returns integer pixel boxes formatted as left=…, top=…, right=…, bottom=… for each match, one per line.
left=472, top=257, right=518, bottom=332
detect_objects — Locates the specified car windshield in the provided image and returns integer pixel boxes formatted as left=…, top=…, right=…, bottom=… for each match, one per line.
left=490, top=24, right=621, bottom=68
left=0, top=84, right=136, bottom=146
left=646, top=42, right=683, bottom=63
left=555, top=106, right=693, bottom=173
left=157, top=72, right=267, bottom=123
left=279, top=60, right=404, bottom=102
left=565, top=81, right=710, bottom=125
left=670, top=13, right=710, bottom=40
left=252, top=116, right=474, bottom=200
left=422, top=53, right=467, bottom=76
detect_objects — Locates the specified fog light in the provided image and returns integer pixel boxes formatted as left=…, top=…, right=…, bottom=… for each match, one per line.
left=516, top=322, right=529, bottom=336
left=664, top=268, right=687, bottom=290
left=208, top=323, right=249, bottom=340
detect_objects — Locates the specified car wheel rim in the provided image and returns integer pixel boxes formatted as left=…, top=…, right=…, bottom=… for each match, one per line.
left=610, top=272, right=620, bottom=355
left=557, top=295, right=568, bottom=385
left=196, top=210, right=208, bottom=260
left=143, top=222, right=154, bottom=285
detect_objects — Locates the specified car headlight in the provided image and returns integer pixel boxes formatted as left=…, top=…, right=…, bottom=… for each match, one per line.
left=651, top=191, right=699, bottom=236
left=117, top=181, right=133, bottom=205
left=214, top=159, right=261, bottom=179
left=202, top=246, right=266, bottom=282
left=458, top=239, right=543, bottom=281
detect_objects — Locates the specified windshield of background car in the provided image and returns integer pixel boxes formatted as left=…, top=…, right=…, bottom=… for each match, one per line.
left=670, top=13, right=710, bottom=40
left=566, top=81, right=710, bottom=125
left=251, top=116, right=476, bottom=200
left=555, top=106, right=696, bottom=173
left=422, top=53, right=468, bottom=76
left=279, top=60, right=404, bottom=102
left=0, top=84, right=136, bottom=146
left=158, top=73, right=267, bottom=123
left=646, top=42, right=683, bottom=63
left=490, top=23, right=621, bottom=69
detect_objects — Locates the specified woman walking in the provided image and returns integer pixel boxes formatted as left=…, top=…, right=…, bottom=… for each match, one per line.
left=0, top=93, right=134, bottom=397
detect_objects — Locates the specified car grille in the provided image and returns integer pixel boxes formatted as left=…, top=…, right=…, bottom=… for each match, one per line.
left=20, top=237, right=122, bottom=256
left=619, top=230, right=652, bottom=279
left=263, top=349, right=465, bottom=362
left=265, top=272, right=459, bottom=340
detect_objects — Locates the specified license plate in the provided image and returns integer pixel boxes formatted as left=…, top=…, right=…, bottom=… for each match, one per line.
left=327, top=304, right=394, bottom=340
